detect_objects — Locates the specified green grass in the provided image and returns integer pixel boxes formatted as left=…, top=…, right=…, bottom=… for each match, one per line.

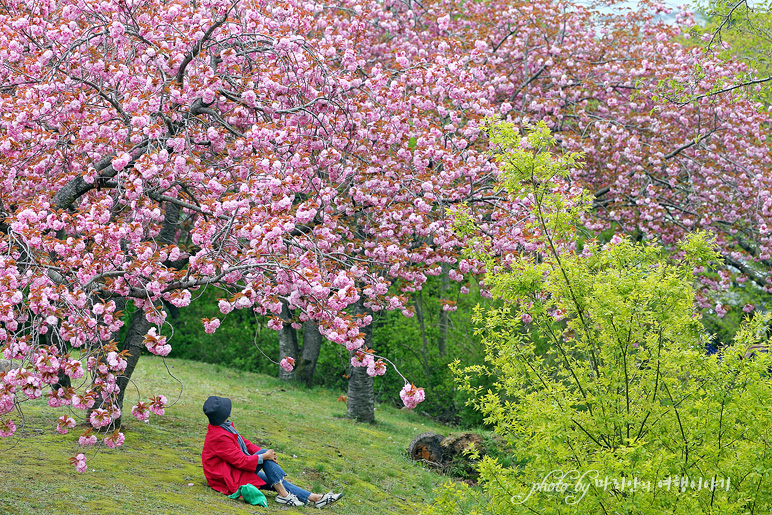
left=0, top=356, right=459, bottom=515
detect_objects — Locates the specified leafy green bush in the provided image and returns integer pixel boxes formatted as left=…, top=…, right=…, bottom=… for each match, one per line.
left=368, top=278, right=495, bottom=426
left=427, top=122, right=772, bottom=514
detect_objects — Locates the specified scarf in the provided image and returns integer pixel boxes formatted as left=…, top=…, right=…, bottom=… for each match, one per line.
left=219, top=421, right=250, bottom=456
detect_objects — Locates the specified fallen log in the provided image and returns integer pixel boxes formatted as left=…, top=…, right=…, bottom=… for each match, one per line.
left=407, top=432, right=445, bottom=466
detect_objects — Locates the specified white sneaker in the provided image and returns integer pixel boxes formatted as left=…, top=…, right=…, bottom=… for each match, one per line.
left=276, top=493, right=305, bottom=507
left=314, top=491, right=343, bottom=508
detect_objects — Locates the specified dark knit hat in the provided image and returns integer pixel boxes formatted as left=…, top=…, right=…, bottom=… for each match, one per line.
left=203, top=396, right=232, bottom=426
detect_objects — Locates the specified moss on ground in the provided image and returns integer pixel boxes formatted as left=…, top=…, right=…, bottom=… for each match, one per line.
left=0, top=357, right=460, bottom=515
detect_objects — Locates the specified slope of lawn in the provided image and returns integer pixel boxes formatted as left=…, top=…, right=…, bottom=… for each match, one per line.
left=0, top=356, right=459, bottom=515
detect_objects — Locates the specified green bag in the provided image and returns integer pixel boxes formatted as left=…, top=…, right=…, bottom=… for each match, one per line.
left=228, top=483, right=268, bottom=507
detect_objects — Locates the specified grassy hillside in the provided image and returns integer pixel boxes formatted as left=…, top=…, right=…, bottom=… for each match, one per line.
left=0, top=356, right=460, bottom=514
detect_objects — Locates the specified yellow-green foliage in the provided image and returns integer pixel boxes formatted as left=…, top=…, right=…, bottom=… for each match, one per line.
left=429, top=122, right=772, bottom=514
left=0, top=357, right=456, bottom=515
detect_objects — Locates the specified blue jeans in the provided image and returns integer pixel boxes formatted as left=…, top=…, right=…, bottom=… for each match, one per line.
left=257, top=459, right=312, bottom=503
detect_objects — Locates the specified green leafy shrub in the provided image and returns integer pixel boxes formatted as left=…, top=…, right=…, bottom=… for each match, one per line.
left=428, top=122, right=772, bottom=514
left=369, top=278, right=495, bottom=426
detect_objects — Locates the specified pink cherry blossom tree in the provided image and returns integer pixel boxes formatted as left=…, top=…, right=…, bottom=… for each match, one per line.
left=367, top=0, right=771, bottom=310
left=0, top=0, right=541, bottom=465
left=443, top=0, right=772, bottom=301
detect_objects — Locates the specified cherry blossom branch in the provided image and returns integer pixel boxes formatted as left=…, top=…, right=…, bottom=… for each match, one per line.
left=174, top=2, right=238, bottom=85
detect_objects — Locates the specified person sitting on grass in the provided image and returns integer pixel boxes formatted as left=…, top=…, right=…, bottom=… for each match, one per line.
left=201, top=395, right=343, bottom=508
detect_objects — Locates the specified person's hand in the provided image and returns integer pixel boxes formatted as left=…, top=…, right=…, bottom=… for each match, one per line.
left=263, top=449, right=277, bottom=462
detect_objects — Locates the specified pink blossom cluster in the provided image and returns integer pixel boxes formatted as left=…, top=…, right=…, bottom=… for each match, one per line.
left=279, top=357, right=295, bottom=373
left=72, top=392, right=96, bottom=411
left=131, top=402, right=150, bottom=422
left=0, top=418, right=15, bottom=437
left=143, top=328, right=171, bottom=357
left=4, top=368, right=43, bottom=400
left=88, top=408, right=114, bottom=429
left=105, top=352, right=128, bottom=373
left=202, top=318, right=221, bottom=334
left=0, top=391, right=13, bottom=415
left=48, top=387, right=74, bottom=408
left=367, top=360, right=387, bottom=377
left=149, top=395, right=167, bottom=416
left=104, top=431, right=125, bottom=449
left=56, top=416, right=77, bottom=434
left=71, top=453, right=87, bottom=473
left=399, top=384, right=426, bottom=410
left=62, top=359, right=84, bottom=379
left=78, top=433, right=97, bottom=446
left=350, top=351, right=374, bottom=369
left=350, top=351, right=387, bottom=378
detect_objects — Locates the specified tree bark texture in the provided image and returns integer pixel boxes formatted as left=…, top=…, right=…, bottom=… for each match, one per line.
left=88, top=302, right=148, bottom=426
left=107, top=201, right=179, bottom=415
left=347, top=300, right=375, bottom=422
left=278, top=301, right=298, bottom=381
left=297, top=321, right=322, bottom=387
left=346, top=363, right=374, bottom=423
left=438, top=265, right=450, bottom=356
left=114, top=305, right=153, bottom=416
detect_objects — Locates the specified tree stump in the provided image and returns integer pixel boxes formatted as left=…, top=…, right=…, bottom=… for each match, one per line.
left=440, top=433, right=484, bottom=457
left=407, top=432, right=445, bottom=466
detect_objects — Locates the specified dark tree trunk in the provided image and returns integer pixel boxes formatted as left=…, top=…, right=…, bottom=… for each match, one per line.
left=88, top=202, right=179, bottom=425
left=89, top=304, right=150, bottom=427
left=296, top=321, right=322, bottom=387
left=347, top=363, right=374, bottom=423
left=438, top=265, right=450, bottom=357
left=347, top=300, right=375, bottom=423
left=278, top=301, right=298, bottom=381
left=156, top=203, right=179, bottom=246
left=113, top=306, right=153, bottom=419
left=414, top=290, right=431, bottom=376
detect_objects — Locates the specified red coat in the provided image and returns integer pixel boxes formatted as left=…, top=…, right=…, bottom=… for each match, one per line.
left=201, top=423, right=266, bottom=494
